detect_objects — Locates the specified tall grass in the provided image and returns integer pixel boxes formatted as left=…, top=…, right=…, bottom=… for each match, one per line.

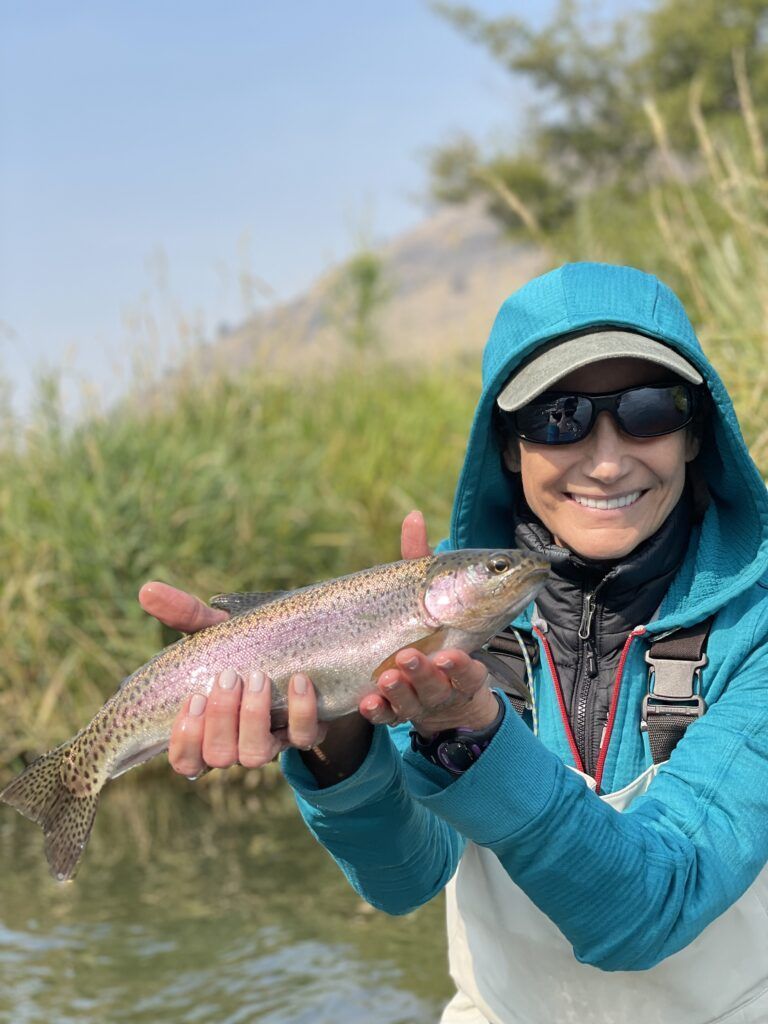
left=642, top=63, right=768, bottom=466
left=4, top=58, right=768, bottom=781
left=0, top=355, right=479, bottom=772
left=537, top=56, right=768, bottom=473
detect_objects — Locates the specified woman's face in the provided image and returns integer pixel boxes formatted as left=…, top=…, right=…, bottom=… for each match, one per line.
left=504, top=358, right=701, bottom=561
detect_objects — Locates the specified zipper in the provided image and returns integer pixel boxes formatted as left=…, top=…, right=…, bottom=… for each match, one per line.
left=535, top=618, right=648, bottom=795
left=573, top=582, right=603, bottom=773
left=532, top=625, right=584, bottom=773
left=593, top=626, right=646, bottom=792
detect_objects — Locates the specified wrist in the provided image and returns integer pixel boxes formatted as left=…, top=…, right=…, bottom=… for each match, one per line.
left=299, top=713, right=373, bottom=788
left=413, top=687, right=500, bottom=739
left=410, top=690, right=506, bottom=776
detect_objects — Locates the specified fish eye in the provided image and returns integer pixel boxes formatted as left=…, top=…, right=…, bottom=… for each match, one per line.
left=487, top=555, right=511, bottom=574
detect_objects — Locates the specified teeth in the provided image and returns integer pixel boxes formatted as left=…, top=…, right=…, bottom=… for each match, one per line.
left=571, top=490, right=642, bottom=510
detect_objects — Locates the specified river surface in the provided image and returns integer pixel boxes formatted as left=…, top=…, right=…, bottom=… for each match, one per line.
left=0, top=775, right=452, bottom=1023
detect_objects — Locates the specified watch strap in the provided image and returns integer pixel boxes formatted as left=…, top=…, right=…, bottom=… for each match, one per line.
left=409, top=691, right=506, bottom=776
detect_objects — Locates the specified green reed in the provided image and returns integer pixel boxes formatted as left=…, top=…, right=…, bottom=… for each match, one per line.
left=641, top=69, right=768, bottom=468
left=0, top=356, right=479, bottom=772
left=5, top=59, right=768, bottom=783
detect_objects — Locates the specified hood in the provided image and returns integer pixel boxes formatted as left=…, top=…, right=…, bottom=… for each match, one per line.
left=448, top=262, right=768, bottom=631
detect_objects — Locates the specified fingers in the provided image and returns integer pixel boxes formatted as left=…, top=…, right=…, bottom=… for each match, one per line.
left=169, top=693, right=208, bottom=779
left=359, top=692, right=399, bottom=726
left=377, top=668, right=425, bottom=722
left=401, top=510, right=432, bottom=560
left=432, top=650, right=489, bottom=695
left=238, top=671, right=287, bottom=767
left=139, top=581, right=229, bottom=634
left=286, top=674, right=328, bottom=750
left=371, top=648, right=490, bottom=729
left=201, top=669, right=243, bottom=768
left=395, top=649, right=457, bottom=708
left=168, top=669, right=328, bottom=779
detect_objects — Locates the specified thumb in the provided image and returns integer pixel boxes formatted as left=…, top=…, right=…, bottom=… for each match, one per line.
left=138, top=581, right=229, bottom=633
left=401, top=510, right=432, bottom=559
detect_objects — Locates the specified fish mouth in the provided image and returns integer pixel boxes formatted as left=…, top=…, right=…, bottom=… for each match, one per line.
left=492, top=564, right=550, bottom=621
left=518, top=565, right=550, bottom=599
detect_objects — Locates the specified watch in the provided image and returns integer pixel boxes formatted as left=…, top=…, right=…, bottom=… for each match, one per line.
left=409, top=691, right=506, bottom=776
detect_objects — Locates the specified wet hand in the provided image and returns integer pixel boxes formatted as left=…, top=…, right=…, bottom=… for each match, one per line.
left=359, top=648, right=496, bottom=736
left=168, top=670, right=328, bottom=778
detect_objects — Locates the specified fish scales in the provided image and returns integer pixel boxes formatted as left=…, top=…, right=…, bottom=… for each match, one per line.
left=111, top=555, right=436, bottom=750
left=1, top=549, right=549, bottom=881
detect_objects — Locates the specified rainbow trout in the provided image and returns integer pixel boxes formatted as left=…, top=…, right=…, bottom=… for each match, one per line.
left=1, top=549, right=548, bottom=881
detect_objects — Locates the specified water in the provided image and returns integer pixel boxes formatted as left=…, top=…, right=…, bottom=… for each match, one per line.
left=0, top=777, right=452, bottom=1023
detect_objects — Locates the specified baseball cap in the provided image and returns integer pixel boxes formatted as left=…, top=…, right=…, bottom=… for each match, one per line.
left=496, top=329, right=704, bottom=412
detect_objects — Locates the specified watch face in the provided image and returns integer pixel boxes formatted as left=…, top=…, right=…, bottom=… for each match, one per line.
left=437, top=738, right=485, bottom=774
left=411, top=691, right=505, bottom=775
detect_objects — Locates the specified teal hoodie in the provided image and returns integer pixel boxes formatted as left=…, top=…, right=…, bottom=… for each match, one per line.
left=282, top=263, right=768, bottom=972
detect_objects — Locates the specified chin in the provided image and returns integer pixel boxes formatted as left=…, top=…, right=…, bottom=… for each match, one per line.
left=567, top=534, right=641, bottom=561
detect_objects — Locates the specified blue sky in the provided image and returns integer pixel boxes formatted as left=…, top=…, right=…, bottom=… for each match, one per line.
left=0, top=1, right=640, bottom=412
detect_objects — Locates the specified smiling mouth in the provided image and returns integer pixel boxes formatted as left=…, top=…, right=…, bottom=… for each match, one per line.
left=568, top=490, right=645, bottom=511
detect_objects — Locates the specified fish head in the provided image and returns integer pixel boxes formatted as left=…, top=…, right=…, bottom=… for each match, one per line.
left=421, top=549, right=550, bottom=635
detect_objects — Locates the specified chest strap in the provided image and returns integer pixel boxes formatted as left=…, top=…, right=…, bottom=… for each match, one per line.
left=641, top=616, right=715, bottom=764
left=475, top=628, right=539, bottom=716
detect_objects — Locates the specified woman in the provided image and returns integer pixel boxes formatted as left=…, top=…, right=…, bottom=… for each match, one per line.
left=141, top=262, right=768, bottom=1023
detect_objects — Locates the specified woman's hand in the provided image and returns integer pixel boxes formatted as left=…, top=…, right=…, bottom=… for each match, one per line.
left=138, top=581, right=230, bottom=633
left=168, top=669, right=328, bottom=778
left=138, top=509, right=495, bottom=781
left=359, top=509, right=497, bottom=737
left=138, top=581, right=363, bottom=784
left=360, top=648, right=496, bottom=737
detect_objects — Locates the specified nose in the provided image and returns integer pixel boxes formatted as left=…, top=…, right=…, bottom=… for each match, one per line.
left=583, top=411, right=630, bottom=483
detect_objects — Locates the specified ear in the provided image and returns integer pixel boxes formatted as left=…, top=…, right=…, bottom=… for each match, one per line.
left=502, top=441, right=521, bottom=473
left=685, top=430, right=701, bottom=463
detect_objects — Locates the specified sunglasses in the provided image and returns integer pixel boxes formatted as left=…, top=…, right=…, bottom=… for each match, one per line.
left=502, top=382, right=700, bottom=446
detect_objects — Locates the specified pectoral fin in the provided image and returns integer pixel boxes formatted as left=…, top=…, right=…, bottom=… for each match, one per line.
left=209, top=591, right=287, bottom=615
left=372, top=630, right=447, bottom=680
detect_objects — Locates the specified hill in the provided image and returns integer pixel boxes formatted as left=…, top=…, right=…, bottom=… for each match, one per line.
left=201, top=202, right=548, bottom=374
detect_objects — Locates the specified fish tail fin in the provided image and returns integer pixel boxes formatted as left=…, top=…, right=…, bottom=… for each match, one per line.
left=0, top=745, right=100, bottom=882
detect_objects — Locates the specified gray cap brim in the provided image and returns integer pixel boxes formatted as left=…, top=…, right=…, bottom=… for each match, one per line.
left=496, top=330, right=704, bottom=412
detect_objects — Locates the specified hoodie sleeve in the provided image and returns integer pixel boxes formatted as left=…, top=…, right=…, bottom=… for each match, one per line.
left=281, top=722, right=465, bottom=915
left=402, top=640, right=768, bottom=972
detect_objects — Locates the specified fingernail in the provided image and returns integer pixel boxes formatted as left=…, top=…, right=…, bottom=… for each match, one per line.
left=219, top=668, right=238, bottom=690
left=189, top=694, right=207, bottom=716
left=293, top=673, right=309, bottom=696
left=436, top=658, right=454, bottom=671
left=383, top=680, right=399, bottom=693
left=248, top=670, right=265, bottom=693
left=403, top=656, right=419, bottom=671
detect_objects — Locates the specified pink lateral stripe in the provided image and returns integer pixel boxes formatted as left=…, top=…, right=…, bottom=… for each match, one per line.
left=533, top=625, right=584, bottom=774
left=594, top=626, right=647, bottom=794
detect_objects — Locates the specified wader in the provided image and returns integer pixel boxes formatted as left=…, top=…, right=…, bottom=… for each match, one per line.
left=441, top=623, right=768, bottom=1024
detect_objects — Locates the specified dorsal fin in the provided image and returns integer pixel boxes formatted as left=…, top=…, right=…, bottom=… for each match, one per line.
left=209, top=591, right=287, bottom=616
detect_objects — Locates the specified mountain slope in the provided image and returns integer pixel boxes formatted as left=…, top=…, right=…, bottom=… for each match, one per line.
left=203, top=203, right=549, bottom=374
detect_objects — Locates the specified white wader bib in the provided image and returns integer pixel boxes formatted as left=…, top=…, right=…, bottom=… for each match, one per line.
left=441, top=764, right=768, bottom=1024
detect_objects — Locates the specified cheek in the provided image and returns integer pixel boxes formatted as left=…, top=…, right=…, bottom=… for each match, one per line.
left=518, top=449, right=572, bottom=509
left=652, top=436, right=690, bottom=489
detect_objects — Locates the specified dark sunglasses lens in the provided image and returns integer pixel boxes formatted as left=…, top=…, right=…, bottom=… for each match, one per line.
left=514, top=394, right=594, bottom=444
left=618, top=385, right=693, bottom=436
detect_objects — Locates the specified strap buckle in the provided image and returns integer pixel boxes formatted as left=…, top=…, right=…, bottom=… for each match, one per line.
left=640, top=650, right=708, bottom=732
